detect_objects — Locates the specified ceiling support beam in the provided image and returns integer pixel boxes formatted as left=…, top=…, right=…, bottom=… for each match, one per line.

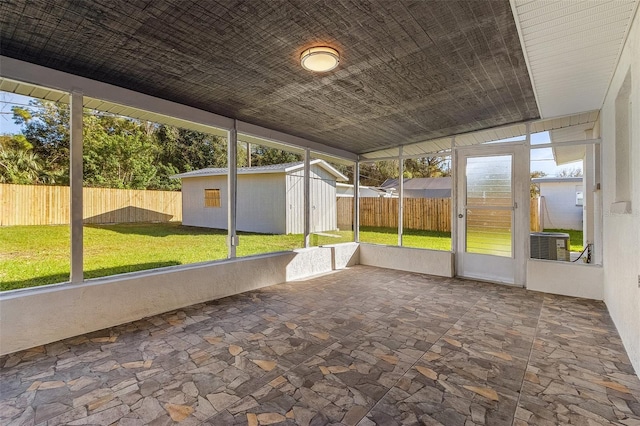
left=236, top=122, right=357, bottom=162
left=0, top=56, right=233, bottom=133
left=531, top=138, right=601, bottom=149
left=0, top=56, right=357, bottom=162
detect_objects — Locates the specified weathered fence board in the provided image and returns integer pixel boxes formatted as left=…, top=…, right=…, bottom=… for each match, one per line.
left=337, top=197, right=541, bottom=232
left=1, top=184, right=182, bottom=226
left=2, top=184, right=540, bottom=231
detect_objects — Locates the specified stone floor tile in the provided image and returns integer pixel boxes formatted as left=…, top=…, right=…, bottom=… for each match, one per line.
left=0, top=266, right=638, bottom=425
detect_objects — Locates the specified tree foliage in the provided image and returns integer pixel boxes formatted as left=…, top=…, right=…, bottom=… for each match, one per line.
left=6, top=99, right=452, bottom=189
left=6, top=99, right=307, bottom=190
left=530, top=170, right=547, bottom=197
left=557, top=167, right=583, bottom=177
left=358, top=157, right=451, bottom=186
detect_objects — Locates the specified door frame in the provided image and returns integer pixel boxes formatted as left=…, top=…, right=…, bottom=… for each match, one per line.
left=453, top=142, right=529, bottom=286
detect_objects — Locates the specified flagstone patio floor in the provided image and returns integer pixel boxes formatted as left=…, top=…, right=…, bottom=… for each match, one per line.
left=1, top=265, right=639, bottom=425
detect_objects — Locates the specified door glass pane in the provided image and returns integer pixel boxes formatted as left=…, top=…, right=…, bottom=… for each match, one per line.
left=466, top=155, right=512, bottom=207
left=466, top=209, right=512, bottom=257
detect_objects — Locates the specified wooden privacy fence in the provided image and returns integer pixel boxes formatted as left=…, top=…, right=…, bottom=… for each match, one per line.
left=0, top=184, right=182, bottom=226
left=337, top=197, right=541, bottom=232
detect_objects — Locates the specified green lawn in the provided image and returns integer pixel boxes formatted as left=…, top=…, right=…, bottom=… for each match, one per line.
left=0, top=223, right=451, bottom=291
left=0, top=223, right=357, bottom=291
left=359, top=226, right=452, bottom=251
left=1, top=223, right=584, bottom=292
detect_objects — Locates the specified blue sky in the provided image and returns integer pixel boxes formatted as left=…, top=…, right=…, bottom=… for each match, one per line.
left=1, top=91, right=581, bottom=176
left=0, top=92, right=34, bottom=134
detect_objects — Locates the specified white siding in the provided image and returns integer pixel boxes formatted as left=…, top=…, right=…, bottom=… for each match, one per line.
left=181, top=164, right=338, bottom=235
left=180, top=174, right=286, bottom=234
left=600, top=8, right=640, bottom=374
left=286, top=172, right=305, bottom=234
left=310, top=165, right=338, bottom=233
left=539, top=182, right=583, bottom=230
left=181, top=176, right=228, bottom=229
left=238, top=174, right=286, bottom=234
left=287, top=164, right=338, bottom=234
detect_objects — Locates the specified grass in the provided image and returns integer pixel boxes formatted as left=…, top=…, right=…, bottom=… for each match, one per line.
left=1, top=223, right=584, bottom=292
left=0, top=223, right=357, bottom=291
left=543, top=228, right=584, bottom=252
left=359, top=226, right=452, bottom=251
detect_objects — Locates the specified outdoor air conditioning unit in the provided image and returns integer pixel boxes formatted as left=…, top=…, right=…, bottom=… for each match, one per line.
left=530, top=232, right=570, bottom=261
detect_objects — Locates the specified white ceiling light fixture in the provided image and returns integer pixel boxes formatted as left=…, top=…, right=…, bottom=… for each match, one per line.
left=300, top=46, right=340, bottom=72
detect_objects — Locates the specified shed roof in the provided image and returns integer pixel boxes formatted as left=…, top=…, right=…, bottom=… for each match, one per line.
left=172, top=159, right=348, bottom=181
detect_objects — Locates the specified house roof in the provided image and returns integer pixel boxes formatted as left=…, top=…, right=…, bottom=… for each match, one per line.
left=380, top=177, right=452, bottom=191
left=172, top=159, right=348, bottom=181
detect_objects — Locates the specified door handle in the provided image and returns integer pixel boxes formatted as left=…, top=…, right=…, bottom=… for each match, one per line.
left=458, top=214, right=464, bottom=218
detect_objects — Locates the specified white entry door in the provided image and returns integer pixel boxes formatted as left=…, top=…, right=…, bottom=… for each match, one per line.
left=455, top=144, right=528, bottom=285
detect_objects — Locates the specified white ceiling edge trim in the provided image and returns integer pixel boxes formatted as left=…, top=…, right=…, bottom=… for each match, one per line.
left=361, top=110, right=600, bottom=160
left=511, top=0, right=639, bottom=120
left=602, top=0, right=640, bottom=111
left=509, top=0, right=543, bottom=118
left=0, top=56, right=357, bottom=162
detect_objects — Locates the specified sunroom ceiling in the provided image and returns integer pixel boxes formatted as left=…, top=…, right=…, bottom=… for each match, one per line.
left=361, top=110, right=599, bottom=160
left=0, top=0, right=539, bottom=155
left=511, top=0, right=639, bottom=119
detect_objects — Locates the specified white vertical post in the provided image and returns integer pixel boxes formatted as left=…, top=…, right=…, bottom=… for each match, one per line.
left=304, top=149, right=311, bottom=247
left=69, top=91, right=84, bottom=283
left=520, top=124, right=531, bottom=282
left=354, top=160, right=360, bottom=242
left=398, top=146, right=404, bottom=246
left=451, top=136, right=457, bottom=255
left=70, top=91, right=83, bottom=283
left=227, top=121, right=238, bottom=258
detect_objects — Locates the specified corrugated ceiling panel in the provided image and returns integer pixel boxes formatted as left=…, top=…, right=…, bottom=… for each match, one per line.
left=513, top=0, right=638, bottom=118
left=0, top=78, right=69, bottom=102
left=362, top=111, right=598, bottom=159
left=361, top=148, right=398, bottom=160
left=0, top=79, right=19, bottom=92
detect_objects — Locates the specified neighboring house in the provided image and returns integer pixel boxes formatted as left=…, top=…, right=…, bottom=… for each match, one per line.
left=336, top=183, right=397, bottom=198
left=173, top=160, right=347, bottom=234
left=532, top=177, right=583, bottom=230
left=380, top=177, right=452, bottom=198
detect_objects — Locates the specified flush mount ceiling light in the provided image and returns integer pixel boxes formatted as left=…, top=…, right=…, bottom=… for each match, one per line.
left=300, top=46, right=340, bottom=72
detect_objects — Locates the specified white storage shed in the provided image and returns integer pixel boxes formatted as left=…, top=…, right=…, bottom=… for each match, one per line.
left=533, top=177, right=583, bottom=230
left=173, top=160, right=347, bottom=234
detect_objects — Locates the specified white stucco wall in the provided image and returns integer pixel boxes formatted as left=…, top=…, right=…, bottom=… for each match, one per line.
left=527, top=259, right=603, bottom=300
left=600, top=10, right=640, bottom=374
left=0, top=246, right=348, bottom=356
left=359, top=244, right=454, bottom=277
left=539, top=181, right=583, bottom=230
